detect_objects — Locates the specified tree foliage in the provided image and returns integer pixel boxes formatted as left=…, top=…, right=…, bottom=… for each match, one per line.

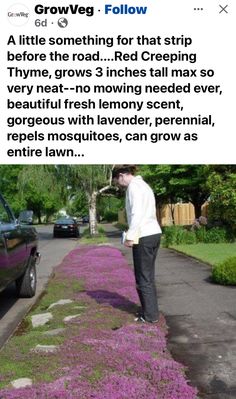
left=17, top=165, right=64, bottom=222
left=66, top=191, right=88, bottom=217
left=0, top=165, right=24, bottom=214
left=140, top=165, right=211, bottom=219
left=56, top=165, right=113, bottom=235
left=207, top=169, right=236, bottom=232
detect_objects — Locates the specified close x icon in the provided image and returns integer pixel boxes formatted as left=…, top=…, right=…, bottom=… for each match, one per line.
left=219, top=4, right=229, bottom=13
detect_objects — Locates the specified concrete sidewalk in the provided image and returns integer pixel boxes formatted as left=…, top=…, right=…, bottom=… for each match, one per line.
left=104, top=224, right=236, bottom=399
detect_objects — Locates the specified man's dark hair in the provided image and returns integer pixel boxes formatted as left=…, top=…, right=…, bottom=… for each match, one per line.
left=112, top=164, right=137, bottom=180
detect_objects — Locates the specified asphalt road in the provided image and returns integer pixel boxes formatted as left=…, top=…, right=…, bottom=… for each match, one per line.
left=0, top=224, right=83, bottom=350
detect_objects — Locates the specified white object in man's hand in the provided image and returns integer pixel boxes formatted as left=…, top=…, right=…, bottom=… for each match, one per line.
left=121, top=231, right=127, bottom=244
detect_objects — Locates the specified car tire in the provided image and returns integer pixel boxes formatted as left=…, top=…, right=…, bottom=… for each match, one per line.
left=15, top=255, right=37, bottom=298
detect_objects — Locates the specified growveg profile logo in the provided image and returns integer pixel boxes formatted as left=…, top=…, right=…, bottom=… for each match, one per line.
left=8, top=4, right=30, bottom=26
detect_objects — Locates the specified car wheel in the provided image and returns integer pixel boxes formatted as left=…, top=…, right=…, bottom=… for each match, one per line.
left=15, top=255, right=37, bottom=298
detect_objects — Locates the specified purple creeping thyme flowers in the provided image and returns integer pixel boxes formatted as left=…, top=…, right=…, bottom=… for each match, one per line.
left=0, top=245, right=197, bottom=399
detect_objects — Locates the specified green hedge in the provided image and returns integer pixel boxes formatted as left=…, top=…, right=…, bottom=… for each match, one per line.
left=212, top=257, right=236, bottom=285
left=203, top=227, right=227, bottom=243
left=162, top=226, right=196, bottom=247
left=162, top=225, right=231, bottom=247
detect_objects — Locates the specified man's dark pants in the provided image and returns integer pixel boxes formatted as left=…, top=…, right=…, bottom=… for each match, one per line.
left=132, top=233, right=161, bottom=322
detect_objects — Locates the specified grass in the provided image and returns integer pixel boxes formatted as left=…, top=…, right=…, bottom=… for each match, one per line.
left=80, top=226, right=109, bottom=245
left=170, top=243, right=236, bottom=266
left=0, top=277, right=85, bottom=389
left=31, top=278, right=84, bottom=312
left=0, top=230, right=110, bottom=388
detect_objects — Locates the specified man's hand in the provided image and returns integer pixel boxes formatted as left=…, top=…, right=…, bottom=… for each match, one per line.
left=124, top=240, right=134, bottom=247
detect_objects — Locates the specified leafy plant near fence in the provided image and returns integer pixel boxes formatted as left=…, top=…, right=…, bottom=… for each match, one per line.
left=212, top=256, right=236, bottom=285
left=162, top=225, right=232, bottom=247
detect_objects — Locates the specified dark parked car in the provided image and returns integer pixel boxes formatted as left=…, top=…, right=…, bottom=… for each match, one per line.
left=53, top=217, right=80, bottom=238
left=82, top=215, right=89, bottom=224
left=18, top=210, right=34, bottom=225
left=0, top=193, right=40, bottom=298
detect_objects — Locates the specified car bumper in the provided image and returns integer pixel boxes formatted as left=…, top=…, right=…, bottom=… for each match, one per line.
left=54, top=229, right=79, bottom=236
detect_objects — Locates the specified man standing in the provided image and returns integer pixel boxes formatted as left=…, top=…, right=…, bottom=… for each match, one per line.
left=112, top=165, right=162, bottom=323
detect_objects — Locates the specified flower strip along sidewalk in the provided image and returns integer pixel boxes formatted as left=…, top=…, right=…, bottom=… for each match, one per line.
left=0, top=245, right=197, bottom=399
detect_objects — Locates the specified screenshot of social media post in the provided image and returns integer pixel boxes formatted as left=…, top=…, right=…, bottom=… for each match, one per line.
left=1, top=0, right=235, bottom=163
left=0, top=2, right=236, bottom=397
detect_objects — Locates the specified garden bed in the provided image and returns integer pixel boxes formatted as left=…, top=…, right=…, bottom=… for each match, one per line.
left=0, top=245, right=197, bottom=399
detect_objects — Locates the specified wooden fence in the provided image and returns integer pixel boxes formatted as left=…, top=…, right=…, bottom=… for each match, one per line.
left=118, top=202, right=209, bottom=227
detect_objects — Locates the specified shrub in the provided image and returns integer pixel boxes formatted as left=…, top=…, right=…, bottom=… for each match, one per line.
left=195, top=226, right=207, bottom=243
left=212, top=257, right=236, bottom=285
left=195, top=226, right=229, bottom=243
left=181, top=230, right=197, bottom=244
left=162, top=225, right=196, bottom=247
left=162, top=225, right=232, bottom=247
left=162, top=226, right=183, bottom=247
left=207, top=172, right=236, bottom=233
left=115, top=222, right=128, bottom=231
left=204, top=227, right=227, bottom=243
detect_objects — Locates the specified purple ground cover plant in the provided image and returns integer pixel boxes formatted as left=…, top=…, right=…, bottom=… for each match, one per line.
left=0, top=245, right=197, bottom=398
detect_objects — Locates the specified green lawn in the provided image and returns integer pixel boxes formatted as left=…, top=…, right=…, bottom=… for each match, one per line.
left=170, top=243, right=236, bottom=266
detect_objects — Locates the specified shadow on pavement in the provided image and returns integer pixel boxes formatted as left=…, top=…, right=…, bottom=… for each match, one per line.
left=105, top=230, right=122, bottom=239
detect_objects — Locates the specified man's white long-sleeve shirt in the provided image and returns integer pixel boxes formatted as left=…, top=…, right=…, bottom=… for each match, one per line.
left=125, top=176, right=162, bottom=241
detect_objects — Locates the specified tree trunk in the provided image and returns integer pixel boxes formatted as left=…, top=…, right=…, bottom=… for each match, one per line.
left=37, top=211, right=42, bottom=224
left=193, top=202, right=202, bottom=219
left=89, top=192, right=98, bottom=236
left=168, top=203, right=175, bottom=225
left=87, top=183, right=111, bottom=236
